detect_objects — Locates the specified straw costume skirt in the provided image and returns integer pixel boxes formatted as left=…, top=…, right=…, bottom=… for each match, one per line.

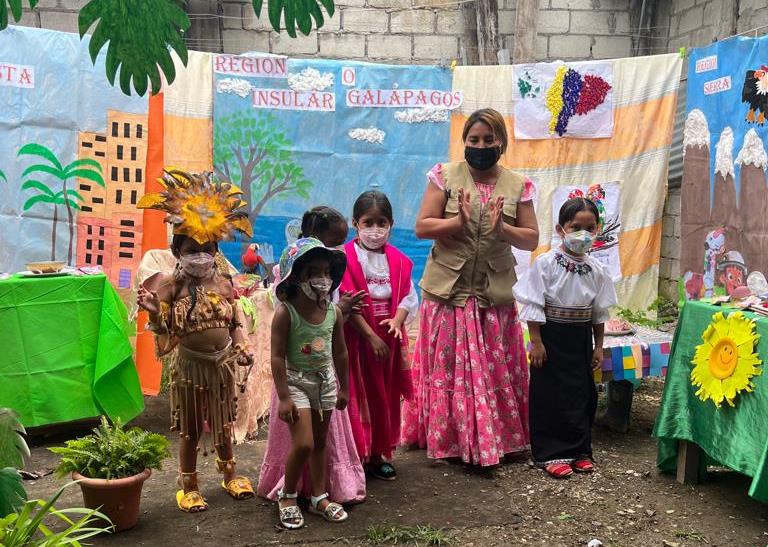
left=169, top=342, right=239, bottom=451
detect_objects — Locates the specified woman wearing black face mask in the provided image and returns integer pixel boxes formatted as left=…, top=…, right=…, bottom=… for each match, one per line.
left=402, top=108, right=539, bottom=468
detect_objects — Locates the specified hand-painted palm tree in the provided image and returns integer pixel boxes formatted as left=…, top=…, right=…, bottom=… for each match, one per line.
left=18, top=144, right=103, bottom=264
left=20, top=182, right=81, bottom=261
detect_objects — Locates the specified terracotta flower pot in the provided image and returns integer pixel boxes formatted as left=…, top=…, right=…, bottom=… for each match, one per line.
left=73, top=469, right=151, bottom=532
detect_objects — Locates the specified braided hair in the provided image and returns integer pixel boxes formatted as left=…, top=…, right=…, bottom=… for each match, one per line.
left=300, top=206, right=347, bottom=239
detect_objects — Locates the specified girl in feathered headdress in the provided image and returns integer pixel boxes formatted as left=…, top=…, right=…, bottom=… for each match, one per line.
left=136, top=169, right=256, bottom=513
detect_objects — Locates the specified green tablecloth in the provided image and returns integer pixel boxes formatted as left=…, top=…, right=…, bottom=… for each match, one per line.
left=653, top=300, right=768, bottom=503
left=0, top=274, right=144, bottom=427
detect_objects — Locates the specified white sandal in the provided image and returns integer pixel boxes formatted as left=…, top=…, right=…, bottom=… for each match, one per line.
left=277, top=489, right=304, bottom=529
left=309, top=493, right=348, bottom=523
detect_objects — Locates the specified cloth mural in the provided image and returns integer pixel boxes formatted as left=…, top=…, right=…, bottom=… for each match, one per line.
left=450, top=54, right=683, bottom=310
left=0, top=26, right=148, bottom=296
left=680, top=35, right=768, bottom=301
left=212, top=55, right=457, bottom=280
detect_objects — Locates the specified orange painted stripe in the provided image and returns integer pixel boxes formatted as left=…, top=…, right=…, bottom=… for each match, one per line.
left=450, top=93, right=678, bottom=168
left=618, top=221, right=661, bottom=276
left=524, top=222, right=661, bottom=277
left=135, top=92, right=166, bottom=397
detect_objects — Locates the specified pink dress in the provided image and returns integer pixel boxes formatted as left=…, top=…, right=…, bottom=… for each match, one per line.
left=257, top=264, right=366, bottom=504
left=400, top=164, right=536, bottom=467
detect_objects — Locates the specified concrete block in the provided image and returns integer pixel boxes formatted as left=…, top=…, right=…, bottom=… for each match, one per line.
left=36, top=0, right=89, bottom=8
left=223, top=2, right=244, bottom=30
left=336, top=0, right=366, bottom=7
left=665, top=188, right=682, bottom=216
left=222, top=29, right=270, bottom=54
left=38, top=10, right=79, bottom=33
left=244, top=2, right=340, bottom=32
left=538, top=10, right=570, bottom=34
left=319, top=32, right=366, bottom=58
left=498, top=9, right=516, bottom=34
left=591, top=35, right=632, bottom=59
left=436, top=10, right=462, bottom=35
left=390, top=9, right=434, bottom=34
left=342, top=9, right=389, bottom=33
left=571, top=11, right=616, bottom=35
left=11, top=9, right=40, bottom=28
left=674, top=0, right=696, bottom=13
left=536, top=34, right=548, bottom=59
left=676, top=6, right=704, bottom=35
left=548, top=34, right=592, bottom=59
left=271, top=31, right=319, bottom=55
left=368, top=0, right=411, bottom=7
left=367, top=33, right=412, bottom=59
left=413, top=35, right=458, bottom=60
left=661, top=236, right=681, bottom=260
left=550, top=0, right=593, bottom=8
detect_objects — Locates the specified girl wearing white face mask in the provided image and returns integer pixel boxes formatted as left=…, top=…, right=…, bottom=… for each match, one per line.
left=340, top=191, right=419, bottom=481
left=514, top=198, right=617, bottom=480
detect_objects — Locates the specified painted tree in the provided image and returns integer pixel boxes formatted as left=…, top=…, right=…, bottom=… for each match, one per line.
left=1, top=0, right=336, bottom=96
left=18, top=144, right=103, bottom=264
left=21, top=182, right=80, bottom=261
left=214, top=112, right=312, bottom=227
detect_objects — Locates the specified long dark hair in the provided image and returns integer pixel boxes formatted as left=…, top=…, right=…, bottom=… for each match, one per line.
left=558, top=197, right=600, bottom=228
left=352, top=190, right=394, bottom=223
left=170, top=234, right=219, bottom=322
left=300, top=206, right=346, bottom=238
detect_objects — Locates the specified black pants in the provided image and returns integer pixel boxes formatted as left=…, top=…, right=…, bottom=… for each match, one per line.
left=529, top=320, right=597, bottom=465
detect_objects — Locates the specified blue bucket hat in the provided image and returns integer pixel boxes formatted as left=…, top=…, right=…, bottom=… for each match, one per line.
left=275, top=237, right=346, bottom=300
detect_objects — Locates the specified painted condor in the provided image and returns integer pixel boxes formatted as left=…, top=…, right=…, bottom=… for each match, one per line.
left=742, top=65, right=768, bottom=125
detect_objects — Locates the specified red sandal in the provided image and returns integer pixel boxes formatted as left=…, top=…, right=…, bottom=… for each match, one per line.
left=544, top=462, right=573, bottom=479
left=572, top=459, right=595, bottom=473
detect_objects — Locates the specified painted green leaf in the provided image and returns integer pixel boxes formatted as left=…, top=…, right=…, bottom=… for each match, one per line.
left=254, top=0, right=333, bottom=36
left=21, top=164, right=64, bottom=180
left=0, top=0, right=38, bottom=31
left=79, top=0, right=190, bottom=96
left=21, top=179, right=54, bottom=196
left=23, top=194, right=55, bottom=210
left=18, top=143, right=63, bottom=171
left=62, top=189, right=85, bottom=202
left=65, top=158, right=103, bottom=174
left=0, top=169, right=6, bottom=183
left=66, top=168, right=104, bottom=186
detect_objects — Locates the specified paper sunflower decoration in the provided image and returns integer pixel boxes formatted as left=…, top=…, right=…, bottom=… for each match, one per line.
left=690, top=311, right=762, bottom=407
left=137, top=169, right=253, bottom=245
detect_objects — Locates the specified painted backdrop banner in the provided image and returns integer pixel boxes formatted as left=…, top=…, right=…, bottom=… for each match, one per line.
left=213, top=55, right=455, bottom=279
left=451, top=54, right=682, bottom=310
left=681, top=35, right=768, bottom=301
left=0, top=26, right=148, bottom=296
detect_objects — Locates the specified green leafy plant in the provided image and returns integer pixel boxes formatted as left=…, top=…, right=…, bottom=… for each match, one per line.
left=49, top=417, right=170, bottom=480
left=19, top=143, right=104, bottom=264
left=79, top=0, right=190, bottom=96
left=0, top=482, right=113, bottom=546
left=0, top=0, right=38, bottom=30
left=617, top=296, right=678, bottom=329
left=214, top=112, right=313, bottom=226
left=0, top=409, right=29, bottom=518
left=366, top=525, right=450, bottom=546
left=253, top=0, right=335, bottom=38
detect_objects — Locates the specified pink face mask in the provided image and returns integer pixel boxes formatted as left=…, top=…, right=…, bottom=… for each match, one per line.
left=358, top=227, right=390, bottom=250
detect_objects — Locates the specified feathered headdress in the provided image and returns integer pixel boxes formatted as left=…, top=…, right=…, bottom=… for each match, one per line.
left=137, top=169, right=253, bottom=244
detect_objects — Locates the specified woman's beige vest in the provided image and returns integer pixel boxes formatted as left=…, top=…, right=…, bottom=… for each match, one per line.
left=419, top=161, right=525, bottom=308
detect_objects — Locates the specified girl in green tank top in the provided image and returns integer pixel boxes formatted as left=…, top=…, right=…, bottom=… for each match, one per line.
left=270, top=238, right=350, bottom=529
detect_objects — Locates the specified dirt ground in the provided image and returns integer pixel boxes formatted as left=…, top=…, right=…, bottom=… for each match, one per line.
left=22, top=380, right=768, bottom=547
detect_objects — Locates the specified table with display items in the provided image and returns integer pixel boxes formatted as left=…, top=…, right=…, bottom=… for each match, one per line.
left=0, top=273, right=144, bottom=427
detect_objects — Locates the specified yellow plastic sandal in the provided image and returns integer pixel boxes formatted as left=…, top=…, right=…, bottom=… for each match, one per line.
left=221, top=476, right=255, bottom=500
left=176, top=490, right=208, bottom=513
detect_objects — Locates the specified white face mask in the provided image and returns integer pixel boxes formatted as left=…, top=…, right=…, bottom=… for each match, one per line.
left=563, top=230, right=596, bottom=255
left=358, top=227, right=390, bottom=250
left=179, top=252, right=215, bottom=278
left=300, top=277, right=333, bottom=300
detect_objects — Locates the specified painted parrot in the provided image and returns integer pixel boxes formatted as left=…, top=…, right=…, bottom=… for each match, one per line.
left=242, top=243, right=266, bottom=276
left=741, top=65, right=768, bottom=125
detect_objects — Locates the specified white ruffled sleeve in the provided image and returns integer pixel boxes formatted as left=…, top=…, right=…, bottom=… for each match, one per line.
left=592, top=270, right=618, bottom=324
left=514, top=257, right=547, bottom=323
left=398, top=280, right=420, bottom=324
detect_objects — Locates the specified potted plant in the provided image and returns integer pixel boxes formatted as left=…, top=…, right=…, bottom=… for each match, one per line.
left=49, top=417, right=170, bottom=532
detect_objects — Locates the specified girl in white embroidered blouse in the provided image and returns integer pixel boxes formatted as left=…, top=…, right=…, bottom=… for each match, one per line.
left=514, top=197, right=617, bottom=480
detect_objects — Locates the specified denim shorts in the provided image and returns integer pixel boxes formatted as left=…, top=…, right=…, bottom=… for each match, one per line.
left=286, top=364, right=337, bottom=412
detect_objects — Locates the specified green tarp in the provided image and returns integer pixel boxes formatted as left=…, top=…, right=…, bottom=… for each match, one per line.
left=653, top=300, right=768, bottom=503
left=0, top=274, right=144, bottom=427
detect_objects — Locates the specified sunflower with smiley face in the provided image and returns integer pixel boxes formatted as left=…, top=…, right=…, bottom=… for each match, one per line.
left=691, top=312, right=762, bottom=407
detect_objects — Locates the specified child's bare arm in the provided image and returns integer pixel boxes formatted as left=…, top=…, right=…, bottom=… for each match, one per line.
left=528, top=321, right=546, bottom=368
left=591, top=323, right=605, bottom=371
left=270, top=305, right=292, bottom=401
left=332, top=306, right=349, bottom=410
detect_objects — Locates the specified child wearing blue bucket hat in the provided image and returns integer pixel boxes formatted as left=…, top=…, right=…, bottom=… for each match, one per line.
left=269, top=237, right=350, bottom=529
